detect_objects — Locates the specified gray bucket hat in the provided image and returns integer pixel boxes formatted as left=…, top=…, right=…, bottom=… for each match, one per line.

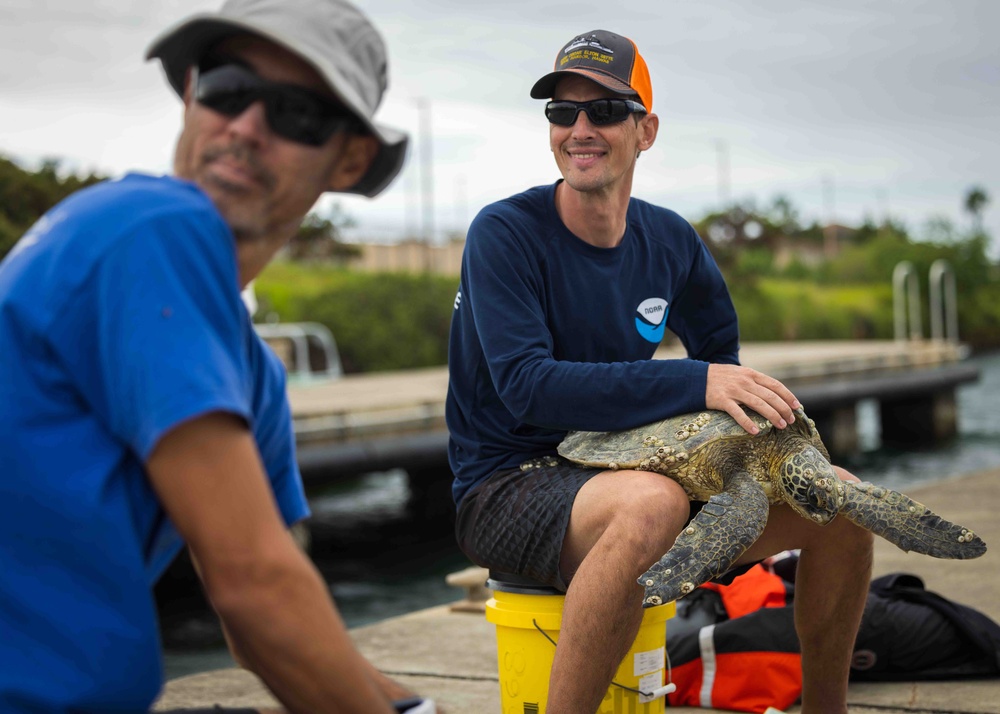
left=146, top=0, right=408, bottom=197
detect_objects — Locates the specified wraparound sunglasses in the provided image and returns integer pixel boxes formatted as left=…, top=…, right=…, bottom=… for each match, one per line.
left=545, top=98, right=647, bottom=127
left=194, top=60, right=360, bottom=146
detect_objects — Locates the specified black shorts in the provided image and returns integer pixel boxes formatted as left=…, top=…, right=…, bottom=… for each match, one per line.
left=455, top=456, right=754, bottom=592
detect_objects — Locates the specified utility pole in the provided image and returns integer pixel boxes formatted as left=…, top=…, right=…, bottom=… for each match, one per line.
left=822, top=174, right=837, bottom=258
left=876, top=188, right=890, bottom=227
left=714, top=139, right=730, bottom=211
left=417, top=97, right=435, bottom=246
left=454, top=173, right=467, bottom=239
left=404, top=154, right=418, bottom=240
left=416, top=97, right=435, bottom=272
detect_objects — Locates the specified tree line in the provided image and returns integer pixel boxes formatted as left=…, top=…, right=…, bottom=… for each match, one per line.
left=0, top=155, right=358, bottom=262
left=2, top=155, right=997, bottom=370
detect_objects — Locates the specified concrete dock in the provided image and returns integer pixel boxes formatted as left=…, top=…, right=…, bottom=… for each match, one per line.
left=154, top=466, right=1000, bottom=713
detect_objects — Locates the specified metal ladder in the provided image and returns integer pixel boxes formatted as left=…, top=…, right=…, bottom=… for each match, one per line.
left=893, top=259, right=958, bottom=342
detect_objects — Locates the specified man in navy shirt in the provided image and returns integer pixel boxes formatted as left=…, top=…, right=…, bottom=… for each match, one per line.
left=446, top=29, right=872, bottom=714
left=0, top=0, right=436, bottom=712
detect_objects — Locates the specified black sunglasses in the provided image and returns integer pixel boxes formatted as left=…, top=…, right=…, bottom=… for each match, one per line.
left=194, top=60, right=360, bottom=146
left=545, top=98, right=647, bottom=127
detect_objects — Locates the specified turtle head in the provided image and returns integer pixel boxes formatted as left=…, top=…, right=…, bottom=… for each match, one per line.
left=778, top=444, right=844, bottom=525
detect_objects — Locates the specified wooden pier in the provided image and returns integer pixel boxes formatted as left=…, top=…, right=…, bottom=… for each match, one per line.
left=285, top=339, right=978, bottom=491
left=657, top=339, right=979, bottom=457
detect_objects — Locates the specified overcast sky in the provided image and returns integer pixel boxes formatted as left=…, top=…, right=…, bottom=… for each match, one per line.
left=2, top=0, right=997, bottom=252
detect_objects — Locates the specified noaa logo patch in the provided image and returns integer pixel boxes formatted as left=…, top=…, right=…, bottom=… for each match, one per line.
left=635, top=297, right=668, bottom=343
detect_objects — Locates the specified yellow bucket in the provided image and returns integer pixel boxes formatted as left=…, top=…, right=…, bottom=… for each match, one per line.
left=485, top=584, right=675, bottom=714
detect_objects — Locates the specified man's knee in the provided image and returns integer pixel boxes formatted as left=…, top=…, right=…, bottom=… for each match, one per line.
left=806, top=511, right=875, bottom=562
left=568, top=471, right=688, bottom=560
left=632, top=475, right=688, bottom=529
left=598, top=472, right=690, bottom=556
left=832, top=463, right=861, bottom=483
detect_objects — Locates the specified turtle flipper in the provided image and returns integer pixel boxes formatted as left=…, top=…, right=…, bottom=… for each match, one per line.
left=841, top=481, right=986, bottom=559
left=639, top=471, right=770, bottom=607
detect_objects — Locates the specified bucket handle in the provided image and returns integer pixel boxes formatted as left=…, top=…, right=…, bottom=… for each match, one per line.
left=531, top=619, right=677, bottom=702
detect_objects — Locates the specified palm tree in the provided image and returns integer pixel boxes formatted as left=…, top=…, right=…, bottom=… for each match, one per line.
left=964, top=186, right=989, bottom=235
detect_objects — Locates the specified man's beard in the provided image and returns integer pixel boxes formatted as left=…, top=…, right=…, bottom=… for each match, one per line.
left=197, top=144, right=278, bottom=243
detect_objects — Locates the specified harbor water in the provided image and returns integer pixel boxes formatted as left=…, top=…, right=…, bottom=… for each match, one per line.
left=846, top=350, right=1000, bottom=489
left=160, top=350, right=1000, bottom=680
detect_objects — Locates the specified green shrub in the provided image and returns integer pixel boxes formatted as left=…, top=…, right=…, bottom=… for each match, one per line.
left=253, top=261, right=997, bottom=374
left=958, top=284, right=1000, bottom=350
left=731, top=280, right=894, bottom=342
left=0, top=156, right=105, bottom=260
left=255, top=262, right=458, bottom=373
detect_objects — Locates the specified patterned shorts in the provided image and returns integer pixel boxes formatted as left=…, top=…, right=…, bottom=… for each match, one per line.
left=454, top=456, right=754, bottom=592
left=455, top=457, right=601, bottom=591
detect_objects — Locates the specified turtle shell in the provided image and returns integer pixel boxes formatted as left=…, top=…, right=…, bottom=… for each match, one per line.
left=557, top=407, right=814, bottom=470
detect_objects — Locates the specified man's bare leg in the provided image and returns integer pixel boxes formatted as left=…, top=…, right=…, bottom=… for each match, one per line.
left=546, top=470, right=690, bottom=714
left=795, top=466, right=873, bottom=714
left=794, top=525, right=872, bottom=712
left=738, top=466, right=873, bottom=714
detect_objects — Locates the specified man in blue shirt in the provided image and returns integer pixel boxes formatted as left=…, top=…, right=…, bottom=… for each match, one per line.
left=447, top=29, right=872, bottom=714
left=0, top=1, right=436, bottom=712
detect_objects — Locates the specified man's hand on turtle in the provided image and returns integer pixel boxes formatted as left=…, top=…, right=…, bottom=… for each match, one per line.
left=705, top=363, right=800, bottom=434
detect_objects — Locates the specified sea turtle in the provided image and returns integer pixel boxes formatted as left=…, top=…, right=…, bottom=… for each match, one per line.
left=557, top=407, right=987, bottom=608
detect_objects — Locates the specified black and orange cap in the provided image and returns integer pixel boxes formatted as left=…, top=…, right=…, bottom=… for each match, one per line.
left=530, top=30, right=653, bottom=112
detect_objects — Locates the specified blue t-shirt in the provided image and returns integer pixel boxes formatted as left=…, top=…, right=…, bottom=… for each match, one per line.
left=0, top=174, right=309, bottom=712
left=446, top=182, right=740, bottom=504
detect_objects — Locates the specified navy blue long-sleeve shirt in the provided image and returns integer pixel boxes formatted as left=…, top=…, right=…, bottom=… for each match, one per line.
left=446, top=182, right=740, bottom=504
